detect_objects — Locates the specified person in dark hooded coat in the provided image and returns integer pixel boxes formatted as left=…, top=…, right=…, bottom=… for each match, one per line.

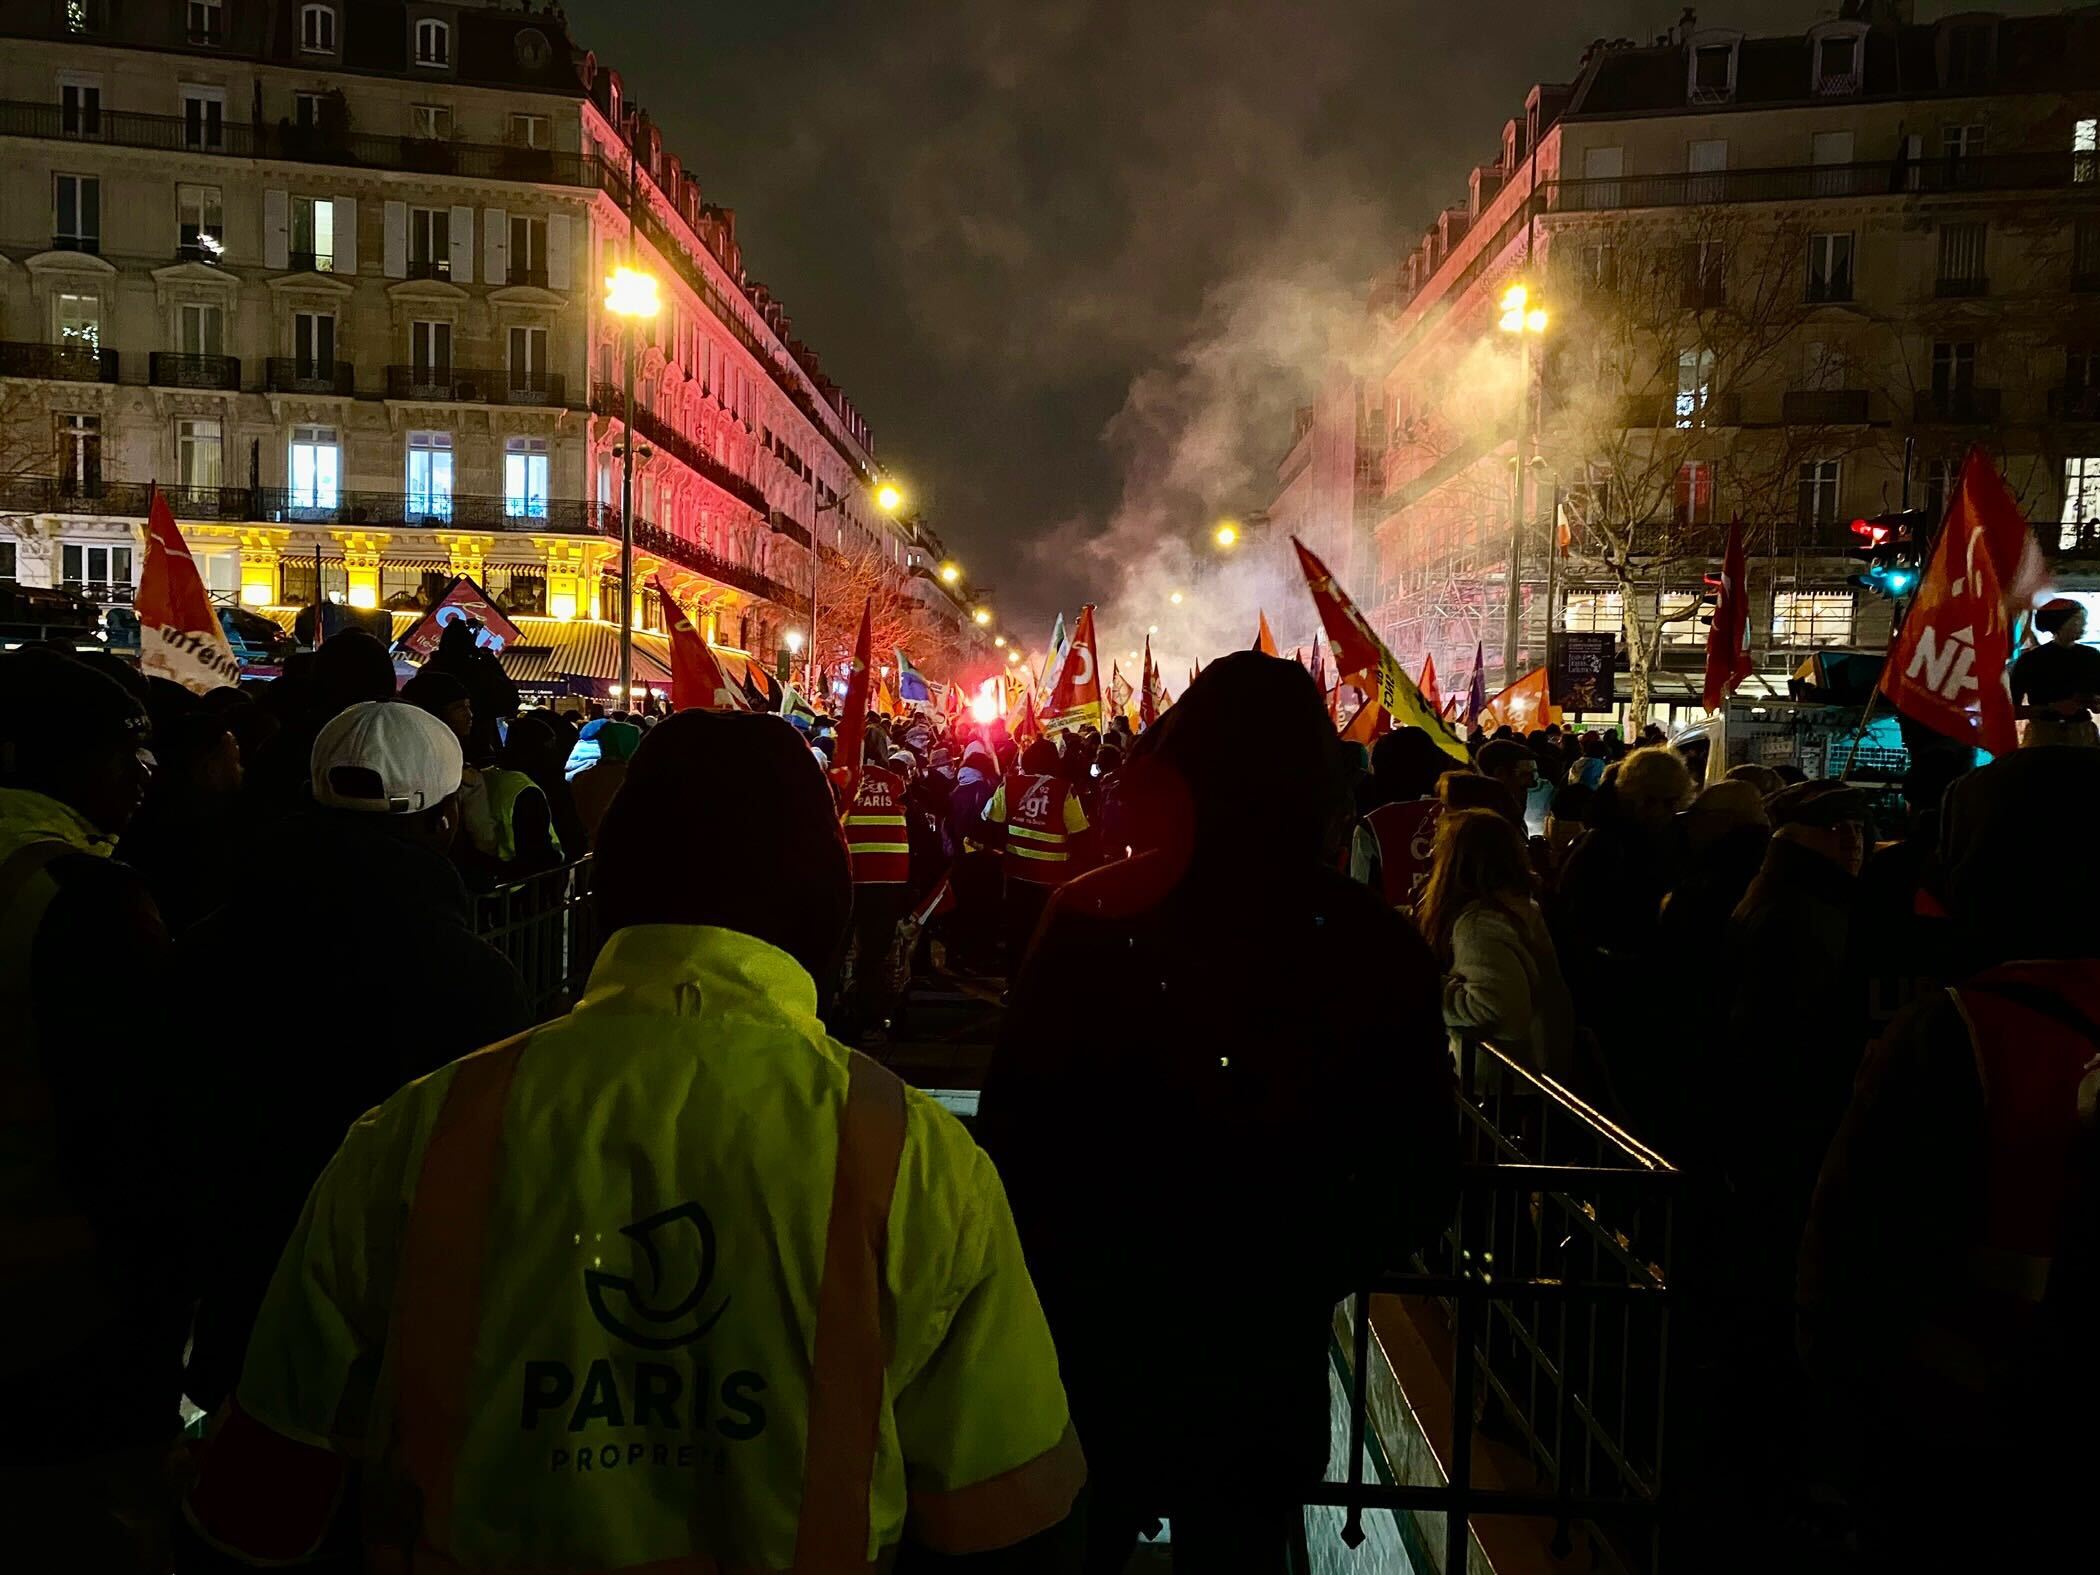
left=979, top=653, right=1457, bottom=1572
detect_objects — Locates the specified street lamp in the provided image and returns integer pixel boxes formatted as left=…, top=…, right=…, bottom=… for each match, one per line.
left=605, top=264, right=660, bottom=707
left=1497, top=282, right=1547, bottom=683
left=808, top=476, right=903, bottom=692
left=784, top=629, right=806, bottom=654
left=939, top=561, right=961, bottom=585
left=972, top=606, right=992, bottom=627
left=1213, top=521, right=1240, bottom=549
left=1169, top=590, right=1184, bottom=606
left=993, top=634, right=1007, bottom=648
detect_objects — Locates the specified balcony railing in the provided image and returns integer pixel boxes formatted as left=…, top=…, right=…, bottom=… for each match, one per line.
left=403, top=257, right=452, bottom=282
left=384, top=366, right=570, bottom=406
left=1541, top=149, right=2100, bottom=214
left=1934, top=273, right=1989, bottom=299
left=150, top=352, right=240, bottom=391
left=0, top=340, right=119, bottom=383
left=264, top=358, right=356, bottom=396
left=1780, top=387, right=1871, bottom=425
left=591, top=382, right=771, bottom=515
left=1914, top=386, right=2001, bottom=423
left=286, top=249, right=337, bottom=275
left=1616, top=391, right=1741, bottom=429
left=614, top=515, right=806, bottom=610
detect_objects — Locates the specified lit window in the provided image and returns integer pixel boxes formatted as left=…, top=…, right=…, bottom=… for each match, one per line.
left=406, top=431, right=454, bottom=519
left=414, top=18, right=449, bottom=67
left=55, top=291, right=100, bottom=352
left=2076, top=118, right=2097, bottom=183
left=505, top=437, right=549, bottom=519
left=65, top=0, right=97, bottom=36
left=1773, top=592, right=1854, bottom=646
left=300, top=4, right=336, bottom=54
left=291, top=196, right=335, bottom=271
left=178, top=183, right=225, bottom=261
left=2062, top=456, right=2100, bottom=548
left=289, top=425, right=340, bottom=509
left=1674, top=461, right=1716, bottom=526
left=177, top=418, right=223, bottom=489
left=57, top=416, right=103, bottom=494
left=1797, top=459, right=1842, bottom=524
left=1562, top=591, right=1624, bottom=633
left=1675, top=347, right=1714, bottom=427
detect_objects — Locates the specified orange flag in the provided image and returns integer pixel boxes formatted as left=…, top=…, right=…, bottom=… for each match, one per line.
left=1480, top=667, right=1556, bottom=733
left=1013, top=688, right=1043, bottom=747
left=1418, top=653, right=1443, bottom=717
left=137, top=486, right=241, bottom=694
left=656, top=581, right=747, bottom=712
left=1340, top=687, right=1390, bottom=744
left=834, top=598, right=875, bottom=796
left=1254, top=611, right=1279, bottom=656
left=1879, top=450, right=2031, bottom=757
left=1043, top=604, right=1103, bottom=732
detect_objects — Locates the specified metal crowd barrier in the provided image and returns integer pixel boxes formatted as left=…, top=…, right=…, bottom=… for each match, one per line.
left=472, top=857, right=601, bottom=1023
left=1314, top=1037, right=1676, bottom=1574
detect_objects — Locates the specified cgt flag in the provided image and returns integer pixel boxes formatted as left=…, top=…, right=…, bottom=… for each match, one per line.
left=1480, top=667, right=1556, bottom=733
left=656, top=580, right=747, bottom=712
left=1294, top=537, right=1466, bottom=759
left=1043, top=604, right=1103, bottom=733
left=137, top=485, right=241, bottom=695
left=1878, top=449, right=2034, bottom=757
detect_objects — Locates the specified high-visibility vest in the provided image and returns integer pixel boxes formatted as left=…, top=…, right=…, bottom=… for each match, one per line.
left=1002, top=773, right=1078, bottom=886
left=188, top=926, right=1083, bottom=1570
left=843, top=765, right=910, bottom=885
left=1363, top=798, right=1442, bottom=909
left=1904, top=961, right=2100, bottom=1416
left=462, top=767, right=562, bottom=864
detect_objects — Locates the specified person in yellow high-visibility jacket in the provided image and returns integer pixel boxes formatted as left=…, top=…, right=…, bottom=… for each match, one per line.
left=179, top=712, right=1085, bottom=1573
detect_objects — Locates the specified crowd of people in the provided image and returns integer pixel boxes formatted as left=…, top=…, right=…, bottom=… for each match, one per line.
left=1, top=629, right=2094, bottom=1573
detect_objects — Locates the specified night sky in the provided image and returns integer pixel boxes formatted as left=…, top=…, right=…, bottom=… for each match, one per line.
left=569, top=0, right=1996, bottom=639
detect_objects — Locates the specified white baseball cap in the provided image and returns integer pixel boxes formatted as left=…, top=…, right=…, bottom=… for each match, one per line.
left=310, top=700, right=464, bottom=813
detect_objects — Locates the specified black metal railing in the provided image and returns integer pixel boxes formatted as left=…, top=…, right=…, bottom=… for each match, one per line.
left=383, top=365, right=570, bottom=406
left=286, top=248, right=337, bottom=274
left=1616, top=391, right=1741, bottom=429
left=1316, top=1038, right=1675, bottom=1575
left=616, top=515, right=806, bottom=609
left=1935, top=273, right=1989, bottom=299
left=1780, top=387, right=1871, bottom=425
left=1913, top=386, right=2001, bottom=423
left=0, top=340, right=119, bottom=382
left=403, top=257, right=452, bottom=282
left=1541, top=150, right=2100, bottom=214
left=150, top=351, right=240, bottom=391
left=264, top=357, right=356, bottom=396
left=591, top=382, right=772, bottom=514
left=473, top=858, right=600, bottom=1024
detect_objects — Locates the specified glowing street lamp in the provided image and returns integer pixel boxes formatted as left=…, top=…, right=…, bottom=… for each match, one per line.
left=1006, top=648, right=1021, bottom=664
left=1496, top=281, right=1548, bottom=682
left=784, top=629, right=806, bottom=654
left=605, top=264, right=661, bottom=708
left=994, top=634, right=1008, bottom=648
left=1214, top=521, right=1240, bottom=549
left=807, top=476, right=906, bottom=690
left=876, top=482, right=903, bottom=514
left=972, top=606, right=993, bottom=627
left=1169, top=590, right=1185, bottom=606
left=939, top=561, right=962, bottom=585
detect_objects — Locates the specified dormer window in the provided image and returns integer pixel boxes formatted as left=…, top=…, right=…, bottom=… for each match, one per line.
left=1943, top=22, right=1995, bottom=90
left=1689, top=37, right=1739, bottom=104
left=1812, top=23, right=1866, bottom=97
left=414, top=19, right=450, bottom=68
left=300, top=4, right=336, bottom=54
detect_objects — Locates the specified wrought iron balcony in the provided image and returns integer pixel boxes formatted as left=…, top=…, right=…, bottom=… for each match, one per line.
left=1934, top=273, right=1989, bottom=299
left=1913, top=386, right=2001, bottom=423
left=1615, top=391, right=1741, bottom=429
left=403, top=257, right=452, bottom=282
left=0, top=340, right=120, bottom=383
left=590, top=382, right=771, bottom=514
left=1780, top=388, right=1871, bottom=425
left=613, top=515, right=806, bottom=610
left=385, top=366, right=570, bottom=406
left=264, top=358, right=356, bottom=396
left=1542, top=150, right=2100, bottom=214
left=150, top=352, right=240, bottom=391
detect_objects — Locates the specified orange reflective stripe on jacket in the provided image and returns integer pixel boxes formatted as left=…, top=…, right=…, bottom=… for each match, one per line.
left=388, top=1039, right=909, bottom=1572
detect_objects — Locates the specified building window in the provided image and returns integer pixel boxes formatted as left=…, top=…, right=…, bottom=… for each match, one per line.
left=414, top=18, right=450, bottom=66
left=1942, top=123, right=1986, bottom=161
left=57, top=415, right=102, bottom=494
left=505, top=437, right=550, bottom=519
left=1797, top=459, right=1842, bottom=524
left=181, top=86, right=226, bottom=151
left=507, top=325, right=548, bottom=393
left=2077, top=119, right=2099, bottom=184
left=1806, top=232, right=1854, bottom=303
left=1931, top=340, right=1977, bottom=402
left=1944, top=25, right=1992, bottom=91
left=2069, top=347, right=2100, bottom=401
left=1773, top=592, right=1854, bottom=646
left=65, top=1, right=99, bottom=35
left=410, top=104, right=451, bottom=141
left=187, top=0, right=223, bottom=44
left=1924, top=458, right=1959, bottom=520
left=410, top=319, right=452, bottom=379
left=291, top=196, right=336, bottom=271
left=2063, top=457, right=2100, bottom=548
left=1690, top=41, right=1737, bottom=102
left=62, top=544, right=133, bottom=601
left=177, top=183, right=225, bottom=261
left=509, top=113, right=550, bottom=149
left=1562, top=591, right=1623, bottom=633
left=1675, top=347, right=1714, bottom=427
left=406, top=432, right=453, bottom=518
left=1937, top=222, right=1987, bottom=295
left=409, top=206, right=450, bottom=276
left=1685, top=139, right=1728, bottom=203
left=1681, top=239, right=1725, bottom=307
left=59, top=76, right=101, bottom=137
left=177, top=418, right=223, bottom=488
left=508, top=214, right=547, bottom=284
left=178, top=302, right=224, bottom=357
left=1659, top=590, right=1710, bottom=646
left=55, top=291, right=100, bottom=352
left=1673, top=461, right=1716, bottom=526
left=300, top=4, right=336, bottom=53
left=289, top=425, right=340, bottom=509
left=54, top=173, right=100, bottom=252
left=293, top=311, right=335, bottom=377
left=0, top=541, right=15, bottom=581
left=1815, top=33, right=1860, bottom=93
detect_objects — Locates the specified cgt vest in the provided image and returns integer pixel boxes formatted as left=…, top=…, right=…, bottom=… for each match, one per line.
left=1364, top=799, right=1443, bottom=909
left=1906, top=961, right=2100, bottom=1418
left=842, top=766, right=910, bottom=885
left=1003, top=773, right=1076, bottom=886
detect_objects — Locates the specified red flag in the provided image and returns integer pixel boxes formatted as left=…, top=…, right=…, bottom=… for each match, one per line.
left=1418, top=653, right=1443, bottom=717
left=395, top=574, right=523, bottom=662
left=136, top=485, right=241, bottom=694
left=1879, top=454, right=2027, bottom=757
left=1139, top=634, right=1160, bottom=728
left=834, top=598, right=875, bottom=796
left=657, top=581, right=747, bottom=712
left=1702, top=517, right=1753, bottom=710
left=1043, top=604, right=1103, bottom=733
left=1014, top=688, right=1043, bottom=747
left=1291, top=538, right=1384, bottom=683
left=1254, top=611, right=1279, bottom=656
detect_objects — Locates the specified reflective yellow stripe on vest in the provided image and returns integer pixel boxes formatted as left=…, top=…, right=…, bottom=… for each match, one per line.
left=389, top=1036, right=909, bottom=1572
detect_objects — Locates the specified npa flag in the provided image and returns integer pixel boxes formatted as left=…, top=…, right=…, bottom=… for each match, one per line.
left=1465, top=643, right=1488, bottom=726
left=895, top=649, right=931, bottom=706
left=1294, top=537, right=1466, bottom=759
left=1419, top=653, right=1444, bottom=717
left=656, top=580, right=747, bottom=712
left=137, top=485, right=241, bottom=695
left=1043, top=604, right=1103, bottom=733
left=1253, top=611, right=1280, bottom=656
left=1702, top=518, right=1754, bottom=710
left=1878, top=449, right=2035, bottom=757
left=834, top=599, right=875, bottom=791
left=1481, top=667, right=1556, bottom=733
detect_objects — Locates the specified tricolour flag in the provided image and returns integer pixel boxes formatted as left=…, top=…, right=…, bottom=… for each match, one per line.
left=137, top=485, right=241, bottom=695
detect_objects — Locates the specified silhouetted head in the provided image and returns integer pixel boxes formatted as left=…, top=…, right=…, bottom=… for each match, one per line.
left=0, top=648, right=154, bottom=836
left=1371, top=727, right=1453, bottom=800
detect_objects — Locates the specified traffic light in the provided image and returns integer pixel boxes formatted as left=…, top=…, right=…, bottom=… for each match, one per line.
left=1849, top=509, right=1926, bottom=599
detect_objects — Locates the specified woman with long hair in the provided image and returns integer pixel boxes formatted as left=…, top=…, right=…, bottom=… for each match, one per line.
left=1418, top=807, right=1576, bottom=1082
